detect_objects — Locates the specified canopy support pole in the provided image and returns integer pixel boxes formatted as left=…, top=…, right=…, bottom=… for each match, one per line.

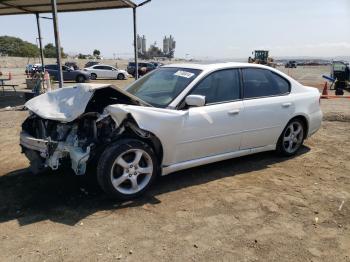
left=35, top=13, right=45, bottom=69
left=133, top=7, right=138, bottom=80
left=51, top=0, right=63, bottom=88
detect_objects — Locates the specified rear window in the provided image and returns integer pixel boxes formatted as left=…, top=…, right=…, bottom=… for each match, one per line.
left=242, top=68, right=290, bottom=99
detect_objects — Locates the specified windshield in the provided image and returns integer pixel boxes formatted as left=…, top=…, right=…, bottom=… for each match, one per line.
left=126, top=67, right=201, bottom=108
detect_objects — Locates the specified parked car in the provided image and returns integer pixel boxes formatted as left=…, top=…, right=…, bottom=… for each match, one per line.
left=65, top=61, right=79, bottom=70
left=84, top=61, right=100, bottom=68
left=285, top=61, right=297, bottom=68
left=45, top=64, right=90, bottom=83
left=84, top=64, right=129, bottom=80
left=150, top=61, right=164, bottom=68
left=20, top=63, right=322, bottom=199
left=25, top=63, right=42, bottom=74
left=127, top=62, right=156, bottom=77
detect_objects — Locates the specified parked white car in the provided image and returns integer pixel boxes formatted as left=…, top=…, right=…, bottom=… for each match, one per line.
left=84, top=64, right=129, bottom=80
left=20, top=63, right=322, bottom=199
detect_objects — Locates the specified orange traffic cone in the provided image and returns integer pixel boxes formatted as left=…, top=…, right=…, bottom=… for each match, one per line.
left=321, top=82, right=328, bottom=98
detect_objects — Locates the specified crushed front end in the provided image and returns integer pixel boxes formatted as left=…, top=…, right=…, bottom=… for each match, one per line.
left=19, top=84, right=144, bottom=175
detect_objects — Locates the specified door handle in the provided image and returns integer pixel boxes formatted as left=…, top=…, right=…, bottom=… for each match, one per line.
left=228, top=109, right=240, bottom=115
left=282, top=102, right=292, bottom=108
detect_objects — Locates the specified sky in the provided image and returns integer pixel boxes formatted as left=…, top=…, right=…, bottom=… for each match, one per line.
left=0, top=0, right=349, bottom=59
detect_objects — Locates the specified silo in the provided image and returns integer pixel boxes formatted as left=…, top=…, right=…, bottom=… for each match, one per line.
left=163, top=36, right=169, bottom=54
left=141, top=35, right=147, bottom=54
left=137, top=34, right=142, bottom=53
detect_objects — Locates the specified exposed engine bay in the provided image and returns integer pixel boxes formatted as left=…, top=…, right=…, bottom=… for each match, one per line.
left=20, top=84, right=155, bottom=175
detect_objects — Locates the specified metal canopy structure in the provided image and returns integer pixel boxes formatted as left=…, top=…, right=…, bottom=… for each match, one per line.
left=0, top=0, right=136, bottom=15
left=0, top=0, right=148, bottom=87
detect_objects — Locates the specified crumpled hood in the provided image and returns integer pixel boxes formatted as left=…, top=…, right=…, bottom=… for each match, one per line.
left=25, top=84, right=112, bottom=122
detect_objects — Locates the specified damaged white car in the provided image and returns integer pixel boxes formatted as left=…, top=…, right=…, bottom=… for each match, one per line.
left=20, top=63, right=322, bottom=199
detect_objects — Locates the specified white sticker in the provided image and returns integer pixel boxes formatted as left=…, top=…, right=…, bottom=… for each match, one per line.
left=174, top=70, right=194, bottom=78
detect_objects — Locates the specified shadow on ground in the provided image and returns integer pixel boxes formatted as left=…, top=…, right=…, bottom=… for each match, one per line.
left=0, top=90, right=26, bottom=109
left=0, top=146, right=310, bottom=226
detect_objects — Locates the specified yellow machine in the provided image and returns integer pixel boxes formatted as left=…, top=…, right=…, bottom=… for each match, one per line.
left=248, top=50, right=276, bottom=68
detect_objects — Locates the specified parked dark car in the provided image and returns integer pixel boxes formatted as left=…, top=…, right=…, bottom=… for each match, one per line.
left=45, top=64, right=90, bottom=83
left=285, top=61, right=297, bottom=68
left=127, top=62, right=156, bottom=77
left=65, top=61, right=79, bottom=70
left=25, top=64, right=42, bottom=75
left=150, top=61, right=164, bottom=68
left=84, top=61, right=100, bottom=68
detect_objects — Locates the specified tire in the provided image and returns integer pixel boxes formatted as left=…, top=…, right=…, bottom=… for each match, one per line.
left=90, top=73, right=97, bottom=80
left=97, top=139, right=158, bottom=199
left=335, top=88, right=344, bottom=96
left=76, top=75, right=86, bottom=83
left=117, top=73, right=125, bottom=80
left=276, top=119, right=305, bottom=156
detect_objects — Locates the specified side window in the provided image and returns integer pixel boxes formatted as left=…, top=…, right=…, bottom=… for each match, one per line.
left=270, top=72, right=290, bottom=94
left=94, top=66, right=104, bottom=70
left=190, top=69, right=240, bottom=104
left=103, top=66, right=113, bottom=70
left=242, top=68, right=290, bottom=99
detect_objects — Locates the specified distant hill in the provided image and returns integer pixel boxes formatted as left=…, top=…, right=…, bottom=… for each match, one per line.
left=0, top=35, right=39, bottom=57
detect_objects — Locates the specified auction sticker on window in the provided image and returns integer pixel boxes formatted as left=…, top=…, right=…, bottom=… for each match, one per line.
left=174, top=70, right=195, bottom=78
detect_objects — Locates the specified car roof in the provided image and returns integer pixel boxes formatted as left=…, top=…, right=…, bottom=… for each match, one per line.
left=92, top=64, right=113, bottom=67
left=162, top=62, right=275, bottom=72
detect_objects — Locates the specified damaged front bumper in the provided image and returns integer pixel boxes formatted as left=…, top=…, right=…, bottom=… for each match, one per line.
left=20, top=131, right=90, bottom=175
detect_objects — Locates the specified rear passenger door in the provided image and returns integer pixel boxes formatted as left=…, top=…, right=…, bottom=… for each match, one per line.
left=240, top=68, right=294, bottom=149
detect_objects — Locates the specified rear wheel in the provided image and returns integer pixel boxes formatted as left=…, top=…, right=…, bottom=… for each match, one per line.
left=277, top=119, right=305, bottom=156
left=97, top=139, right=158, bottom=199
left=117, top=73, right=125, bottom=80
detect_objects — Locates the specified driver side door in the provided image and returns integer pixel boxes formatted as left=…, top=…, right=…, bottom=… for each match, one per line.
left=175, top=69, right=244, bottom=163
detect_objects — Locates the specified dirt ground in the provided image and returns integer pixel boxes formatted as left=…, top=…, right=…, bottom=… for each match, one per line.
left=0, top=65, right=350, bottom=261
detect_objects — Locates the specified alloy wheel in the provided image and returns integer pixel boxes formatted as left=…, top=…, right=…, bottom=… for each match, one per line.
left=110, top=149, right=153, bottom=195
left=283, top=121, right=304, bottom=154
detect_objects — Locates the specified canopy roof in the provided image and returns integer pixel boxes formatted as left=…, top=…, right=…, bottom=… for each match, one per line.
left=0, top=0, right=137, bottom=15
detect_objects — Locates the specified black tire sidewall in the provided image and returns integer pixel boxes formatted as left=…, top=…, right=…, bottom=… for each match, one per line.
left=76, top=75, right=85, bottom=83
left=117, top=73, right=124, bottom=80
left=91, top=73, right=97, bottom=80
left=97, top=139, right=158, bottom=199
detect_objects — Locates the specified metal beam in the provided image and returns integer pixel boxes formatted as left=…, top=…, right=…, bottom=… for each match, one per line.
left=137, top=0, right=152, bottom=7
left=0, top=0, right=131, bottom=10
left=133, top=7, right=138, bottom=80
left=51, top=0, right=63, bottom=88
left=0, top=1, right=34, bottom=13
left=35, top=13, right=45, bottom=69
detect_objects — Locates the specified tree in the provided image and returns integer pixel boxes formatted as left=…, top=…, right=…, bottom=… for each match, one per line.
left=93, top=49, right=100, bottom=57
left=78, top=53, right=87, bottom=59
left=0, top=35, right=39, bottom=57
left=43, top=43, right=67, bottom=58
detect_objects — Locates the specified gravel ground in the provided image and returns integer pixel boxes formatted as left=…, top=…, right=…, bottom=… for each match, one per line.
left=0, top=65, right=349, bottom=262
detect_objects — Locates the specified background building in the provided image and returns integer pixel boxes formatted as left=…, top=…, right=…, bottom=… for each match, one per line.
left=137, top=34, right=176, bottom=59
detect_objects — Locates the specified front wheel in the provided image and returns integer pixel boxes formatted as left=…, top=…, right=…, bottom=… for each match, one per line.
left=276, top=119, right=305, bottom=156
left=76, top=75, right=86, bottom=83
left=97, top=139, right=158, bottom=199
left=90, top=73, right=97, bottom=80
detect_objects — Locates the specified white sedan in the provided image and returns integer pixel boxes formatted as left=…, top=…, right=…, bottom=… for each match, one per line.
left=84, top=64, right=129, bottom=80
left=20, top=63, right=322, bottom=199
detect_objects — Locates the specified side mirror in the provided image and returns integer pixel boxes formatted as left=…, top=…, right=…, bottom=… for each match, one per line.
left=185, top=95, right=205, bottom=107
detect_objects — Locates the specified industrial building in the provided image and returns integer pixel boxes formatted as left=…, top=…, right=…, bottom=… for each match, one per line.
left=137, top=34, right=176, bottom=59
left=137, top=34, right=147, bottom=55
left=163, top=35, right=176, bottom=56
